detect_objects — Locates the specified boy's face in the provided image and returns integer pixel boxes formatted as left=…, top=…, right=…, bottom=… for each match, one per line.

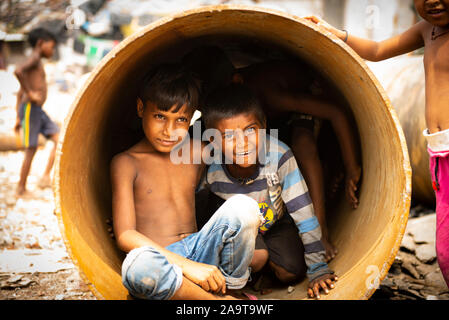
left=137, top=99, right=193, bottom=153
left=414, top=0, right=449, bottom=27
left=213, top=113, right=265, bottom=168
left=38, top=40, right=56, bottom=59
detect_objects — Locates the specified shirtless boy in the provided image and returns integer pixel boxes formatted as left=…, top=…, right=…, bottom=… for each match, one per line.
left=110, top=64, right=262, bottom=300
left=14, top=28, right=59, bottom=196
left=306, top=0, right=449, bottom=286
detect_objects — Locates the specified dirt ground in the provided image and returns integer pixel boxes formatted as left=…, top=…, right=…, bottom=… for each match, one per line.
left=0, top=148, right=96, bottom=300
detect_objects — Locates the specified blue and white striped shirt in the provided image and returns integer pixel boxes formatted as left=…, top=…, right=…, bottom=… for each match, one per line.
left=200, top=134, right=333, bottom=281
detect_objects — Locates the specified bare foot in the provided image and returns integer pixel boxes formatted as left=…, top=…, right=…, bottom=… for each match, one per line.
left=38, top=175, right=52, bottom=189
left=15, top=188, right=34, bottom=199
left=16, top=185, right=26, bottom=196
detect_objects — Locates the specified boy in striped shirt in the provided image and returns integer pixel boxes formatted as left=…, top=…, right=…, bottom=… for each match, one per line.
left=200, top=84, right=337, bottom=299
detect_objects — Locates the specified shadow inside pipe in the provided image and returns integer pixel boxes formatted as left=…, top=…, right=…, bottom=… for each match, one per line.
left=101, top=36, right=362, bottom=299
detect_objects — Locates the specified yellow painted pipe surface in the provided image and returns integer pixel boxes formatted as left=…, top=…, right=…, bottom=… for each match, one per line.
left=53, top=5, right=411, bottom=300
left=368, top=57, right=434, bottom=207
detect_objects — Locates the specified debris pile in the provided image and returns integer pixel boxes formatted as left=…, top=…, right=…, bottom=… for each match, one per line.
left=372, top=213, right=449, bottom=300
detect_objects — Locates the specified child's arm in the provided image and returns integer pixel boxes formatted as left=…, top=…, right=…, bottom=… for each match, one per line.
left=277, top=146, right=338, bottom=298
left=14, top=53, right=44, bottom=105
left=110, top=153, right=226, bottom=294
left=305, top=16, right=425, bottom=62
left=265, top=89, right=361, bottom=208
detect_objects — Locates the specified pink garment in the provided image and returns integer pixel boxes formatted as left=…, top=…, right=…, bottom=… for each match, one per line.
left=428, top=147, right=449, bottom=288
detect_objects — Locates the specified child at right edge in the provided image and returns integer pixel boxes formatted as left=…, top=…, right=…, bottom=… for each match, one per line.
left=306, top=0, right=449, bottom=287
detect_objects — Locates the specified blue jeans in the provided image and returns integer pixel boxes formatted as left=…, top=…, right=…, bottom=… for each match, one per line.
left=121, top=194, right=262, bottom=300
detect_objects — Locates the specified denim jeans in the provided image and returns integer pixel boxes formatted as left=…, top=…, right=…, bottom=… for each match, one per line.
left=121, top=194, right=262, bottom=300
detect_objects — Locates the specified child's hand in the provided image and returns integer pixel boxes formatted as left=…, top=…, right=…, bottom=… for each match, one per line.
left=14, top=118, right=21, bottom=134
left=303, top=16, right=346, bottom=40
left=345, top=166, right=361, bottom=209
left=183, top=260, right=227, bottom=294
left=307, top=273, right=338, bottom=299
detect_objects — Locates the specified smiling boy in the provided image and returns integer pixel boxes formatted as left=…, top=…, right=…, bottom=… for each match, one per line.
left=306, top=0, right=449, bottom=286
left=200, top=84, right=338, bottom=299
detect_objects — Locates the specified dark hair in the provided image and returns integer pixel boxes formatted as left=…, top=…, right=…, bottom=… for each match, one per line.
left=202, top=83, right=266, bottom=128
left=139, top=63, right=199, bottom=113
left=182, top=46, right=235, bottom=105
left=27, top=28, right=57, bottom=48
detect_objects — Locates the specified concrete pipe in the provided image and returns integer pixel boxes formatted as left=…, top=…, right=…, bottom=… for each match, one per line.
left=368, top=57, right=434, bottom=207
left=53, top=5, right=411, bottom=300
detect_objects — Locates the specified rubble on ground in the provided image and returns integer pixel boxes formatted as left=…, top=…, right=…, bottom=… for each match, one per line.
left=372, top=213, right=449, bottom=300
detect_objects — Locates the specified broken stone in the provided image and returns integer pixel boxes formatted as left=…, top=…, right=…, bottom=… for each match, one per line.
left=407, top=289, right=425, bottom=299
left=397, top=251, right=420, bottom=268
left=425, top=270, right=449, bottom=292
left=406, top=214, right=436, bottom=244
left=415, top=244, right=437, bottom=264
left=400, top=234, right=416, bottom=253
left=416, top=262, right=437, bottom=277
left=393, top=278, right=411, bottom=292
left=409, top=283, right=424, bottom=290
left=401, top=260, right=420, bottom=279
left=6, top=274, right=23, bottom=283
left=1, top=274, right=34, bottom=289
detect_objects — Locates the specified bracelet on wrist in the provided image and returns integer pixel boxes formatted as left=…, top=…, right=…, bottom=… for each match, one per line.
left=342, top=29, right=349, bottom=42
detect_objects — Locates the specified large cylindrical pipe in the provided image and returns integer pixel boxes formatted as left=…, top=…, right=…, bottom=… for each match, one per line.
left=368, top=57, right=434, bottom=207
left=53, top=5, right=411, bottom=300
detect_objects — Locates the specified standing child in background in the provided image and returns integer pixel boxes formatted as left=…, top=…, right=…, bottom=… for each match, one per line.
left=13, top=28, right=59, bottom=196
left=200, top=84, right=338, bottom=299
left=306, top=0, right=449, bottom=287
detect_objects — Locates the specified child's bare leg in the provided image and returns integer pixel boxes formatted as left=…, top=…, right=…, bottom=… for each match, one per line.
left=17, top=147, right=37, bottom=195
left=39, top=133, right=58, bottom=188
left=250, top=249, right=269, bottom=273
left=290, top=127, right=337, bottom=261
left=268, top=260, right=298, bottom=283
